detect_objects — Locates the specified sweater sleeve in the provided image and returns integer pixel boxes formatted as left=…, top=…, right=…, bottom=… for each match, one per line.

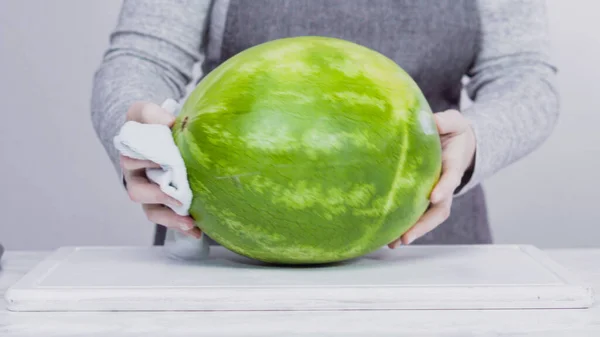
left=91, top=0, right=212, bottom=174
left=455, top=0, right=559, bottom=195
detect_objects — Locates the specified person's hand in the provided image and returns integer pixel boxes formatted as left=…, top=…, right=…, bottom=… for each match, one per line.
left=389, top=109, right=476, bottom=247
left=120, top=101, right=202, bottom=239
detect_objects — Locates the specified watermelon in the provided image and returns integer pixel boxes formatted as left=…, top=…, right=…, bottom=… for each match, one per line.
left=172, top=36, right=442, bottom=265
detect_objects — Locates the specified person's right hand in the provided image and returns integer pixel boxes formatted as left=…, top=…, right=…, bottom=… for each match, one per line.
left=120, top=101, right=202, bottom=239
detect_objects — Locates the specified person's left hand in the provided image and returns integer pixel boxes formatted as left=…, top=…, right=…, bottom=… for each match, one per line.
left=389, top=109, right=477, bottom=248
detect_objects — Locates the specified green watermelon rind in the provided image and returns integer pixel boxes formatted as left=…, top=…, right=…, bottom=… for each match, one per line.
left=172, top=36, right=442, bottom=264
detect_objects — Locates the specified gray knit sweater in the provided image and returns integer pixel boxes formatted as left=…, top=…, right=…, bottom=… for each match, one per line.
left=91, top=0, right=559, bottom=244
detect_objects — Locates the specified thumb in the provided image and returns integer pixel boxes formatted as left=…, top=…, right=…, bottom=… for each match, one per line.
left=434, top=109, right=467, bottom=135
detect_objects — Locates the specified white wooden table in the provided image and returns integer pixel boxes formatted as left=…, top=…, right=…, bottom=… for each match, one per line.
left=1, top=248, right=600, bottom=336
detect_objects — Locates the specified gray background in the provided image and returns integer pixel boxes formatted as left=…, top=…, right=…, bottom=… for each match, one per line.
left=0, top=0, right=598, bottom=250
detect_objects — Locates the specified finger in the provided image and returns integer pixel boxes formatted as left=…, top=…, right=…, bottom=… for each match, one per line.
left=430, top=171, right=461, bottom=204
left=389, top=198, right=452, bottom=248
left=143, top=204, right=201, bottom=237
left=435, top=109, right=467, bottom=135
left=402, top=198, right=452, bottom=245
left=176, top=226, right=203, bottom=239
left=126, top=102, right=176, bottom=126
left=124, top=170, right=182, bottom=207
left=120, top=155, right=161, bottom=171
left=430, top=139, right=469, bottom=203
left=430, top=158, right=463, bottom=203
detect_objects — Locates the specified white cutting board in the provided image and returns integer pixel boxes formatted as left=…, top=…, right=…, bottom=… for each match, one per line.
left=4, top=244, right=594, bottom=312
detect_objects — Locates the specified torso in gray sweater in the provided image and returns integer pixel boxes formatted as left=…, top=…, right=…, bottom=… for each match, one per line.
left=91, top=0, right=559, bottom=245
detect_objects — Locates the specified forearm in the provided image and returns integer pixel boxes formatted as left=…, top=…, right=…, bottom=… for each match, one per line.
left=90, top=0, right=211, bottom=173
left=456, top=0, right=559, bottom=194
left=457, top=63, right=559, bottom=194
left=91, top=57, right=181, bottom=172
